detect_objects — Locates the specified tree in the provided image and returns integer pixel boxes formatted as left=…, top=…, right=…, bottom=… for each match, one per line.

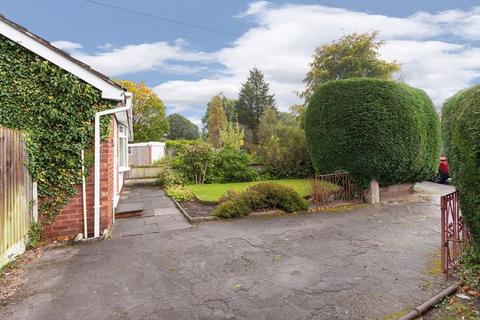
left=258, top=107, right=312, bottom=178
left=301, top=32, right=400, bottom=102
left=221, top=121, right=244, bottom=150
left=222, top=96, right=237, bottom=122
left=167, top=113, right=199, bottom=140
left=116, top=80, right=169, bottom=142
left=442, top=85, right=480, bottom=250
left=236, top=68, right=276, bottom=143
left=305, top=78, right=440, bottom=187
left=206, top=95, right=227, bottom=148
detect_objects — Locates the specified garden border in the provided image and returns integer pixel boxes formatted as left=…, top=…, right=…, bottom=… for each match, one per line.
left=172, top=198, right=219, bottom=223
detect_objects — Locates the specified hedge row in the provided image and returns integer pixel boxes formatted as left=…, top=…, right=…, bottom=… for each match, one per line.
left=305, top=78, right=441, bottom=187
left=442, top=85, right=480, bottom=246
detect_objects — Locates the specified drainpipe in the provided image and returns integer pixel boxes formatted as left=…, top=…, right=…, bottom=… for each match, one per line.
left=81, top=150, right=87, bottom=239
left=94, top=104, right=131, bottom=238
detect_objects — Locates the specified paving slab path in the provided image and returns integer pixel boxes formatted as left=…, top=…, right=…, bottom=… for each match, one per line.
left=0, top=182, right=454, bottom=320
left=113, top=185, right=192, bottom=237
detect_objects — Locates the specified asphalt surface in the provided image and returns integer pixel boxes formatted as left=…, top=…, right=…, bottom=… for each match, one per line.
left=0, top=182, right=454, bottom=320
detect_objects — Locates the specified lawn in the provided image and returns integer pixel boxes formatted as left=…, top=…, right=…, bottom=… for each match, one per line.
left=187, top=179, right=313, bottom=202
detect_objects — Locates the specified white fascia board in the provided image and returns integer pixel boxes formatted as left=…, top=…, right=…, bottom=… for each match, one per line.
left=0, top=20, right=124, bottom=101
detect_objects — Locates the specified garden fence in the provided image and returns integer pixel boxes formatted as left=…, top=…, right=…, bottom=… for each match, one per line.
left=0, top=127, right=32, bottom=263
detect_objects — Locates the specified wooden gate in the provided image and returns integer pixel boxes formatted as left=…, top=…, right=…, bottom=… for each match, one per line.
left=0, top=127, right=32, bottom=261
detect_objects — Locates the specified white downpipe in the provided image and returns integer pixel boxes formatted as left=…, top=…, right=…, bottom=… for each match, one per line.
left=81, top=150, right=88, bottom=239
left=94, top=104, right=131, bottom=238
left=32, top=182, right=38, bottom=223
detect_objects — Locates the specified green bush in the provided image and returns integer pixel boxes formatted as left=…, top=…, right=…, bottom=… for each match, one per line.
left=165, top=139, right=203, bottom=156
left=156, top=157, right=185, bottom=187
left=176, top=142, right=215, bottom=184
left=208, top=148, right=258, bottom=183
left=213, top=182, right=308, bottom=218
left=26, top=222, right=43, bottom=249
left=165, top=185, right=195, bottom=202
left=305, top=78, right=441, bottom=187
left=442, top=85, right=480, bottom=247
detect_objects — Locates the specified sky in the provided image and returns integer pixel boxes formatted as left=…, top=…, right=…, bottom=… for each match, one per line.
left=2, top=0, right=480, bottom=126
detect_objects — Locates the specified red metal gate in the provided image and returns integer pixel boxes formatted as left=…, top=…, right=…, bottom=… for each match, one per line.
left=441, top=190, right=471, bottom=276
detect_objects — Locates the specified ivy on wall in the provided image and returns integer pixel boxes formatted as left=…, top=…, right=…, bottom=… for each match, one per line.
left=0, top=35, right=112, bottom=222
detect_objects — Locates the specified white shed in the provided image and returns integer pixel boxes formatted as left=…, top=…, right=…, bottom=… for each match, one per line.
left=128, top=142, right=165, bottom=166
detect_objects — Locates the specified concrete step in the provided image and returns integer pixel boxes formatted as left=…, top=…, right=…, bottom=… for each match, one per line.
left=115, top=202, right=143, bottom=218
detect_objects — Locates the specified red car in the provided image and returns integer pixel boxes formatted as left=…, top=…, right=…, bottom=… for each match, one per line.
left=432, top=155, right=449, bottom=184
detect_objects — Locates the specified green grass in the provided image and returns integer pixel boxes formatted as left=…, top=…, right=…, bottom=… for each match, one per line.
left=187, top=179, right=314, bottom=203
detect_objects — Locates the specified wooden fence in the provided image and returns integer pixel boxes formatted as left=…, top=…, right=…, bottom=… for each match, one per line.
left=0, top=127, right=32, bottom=264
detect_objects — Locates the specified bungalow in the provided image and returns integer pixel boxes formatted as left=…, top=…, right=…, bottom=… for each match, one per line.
left=0, top=15, right=133, bottom=240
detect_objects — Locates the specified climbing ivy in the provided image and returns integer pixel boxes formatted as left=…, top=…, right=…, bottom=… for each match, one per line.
left=0, top=35, right=112, bottom=222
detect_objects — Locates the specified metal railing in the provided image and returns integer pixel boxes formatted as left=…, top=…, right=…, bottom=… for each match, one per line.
left=312, top=172, right=363, bottom=210
left=441, top=190, right=471, bottom=276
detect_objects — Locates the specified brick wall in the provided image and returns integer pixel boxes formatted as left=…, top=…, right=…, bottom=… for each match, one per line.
left=44, top=133, right=116, bottom=241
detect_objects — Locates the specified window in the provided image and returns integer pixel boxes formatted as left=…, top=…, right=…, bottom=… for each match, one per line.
left=128, top=146, right=132, bottom=155
left=118, top=125, right=128, bottom=169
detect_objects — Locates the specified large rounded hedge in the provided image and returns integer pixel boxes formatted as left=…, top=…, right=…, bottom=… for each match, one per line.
left=305, top=78, right=441, bottom=187
left=442, top=85, right=480, bottom=246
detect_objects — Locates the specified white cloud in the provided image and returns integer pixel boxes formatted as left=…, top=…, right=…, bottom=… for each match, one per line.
left=155, top=3, right=480, bottom=111
left=55, top=40, right=213, bottom=77
left=51, top=40, right=83, bottom=51
left=57, top=3, right=480, bottom=113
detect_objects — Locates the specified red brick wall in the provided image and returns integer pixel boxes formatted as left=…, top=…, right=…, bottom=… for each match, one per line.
left=44, top=133, right=116, bottom=241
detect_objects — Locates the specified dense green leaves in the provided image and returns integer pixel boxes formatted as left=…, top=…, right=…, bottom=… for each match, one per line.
left=305, top=78, right=441, bottom=187
left=213, top=182, right=308, bottom=218
left=167, top=113, right=199, bottom=140
left=236, top=68, right=276, bottom=144
left=258, top=107, right=312, bottom=178
left=0, top=35, right=111, bottom=221
left=302, top=32, right=400, bottom=103
left=442, top=86, right=480, bottom=247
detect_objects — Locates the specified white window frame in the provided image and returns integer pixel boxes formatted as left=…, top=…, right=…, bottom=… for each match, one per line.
left=118, top=125, right=129, bottom=172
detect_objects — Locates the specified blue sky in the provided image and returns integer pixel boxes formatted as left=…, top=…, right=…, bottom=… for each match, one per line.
left=2, top=1, right=480, bottom=124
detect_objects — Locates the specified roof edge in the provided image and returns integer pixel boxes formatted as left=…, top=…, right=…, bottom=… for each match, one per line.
left=0, top=14, right=125, bottom=101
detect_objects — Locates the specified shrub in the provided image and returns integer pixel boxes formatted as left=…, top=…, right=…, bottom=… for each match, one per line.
left=176, top=142, right=215, bottom=184
left=156, top=157, right=185, bottom=187
left=305, top=78, right=441, bottom=187
left=207, top=148, right=258, bottom=183
left=165, top=139, right=203, bottom=156
left=26, top=222, right=43, bottom=249
left=258, top=108, right=313, bottom=179
left=442, top=85, right=480, bottom=247
left=213, top=182, right=308, bottom=218
left=165, top=185, right=195, bottom=202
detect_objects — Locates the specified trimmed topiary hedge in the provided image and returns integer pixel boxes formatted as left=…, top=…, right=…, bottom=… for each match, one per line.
left=213, top=182, right=308, bottom=218
left=442, top=85, right=480, bottom=247
left=305, top=78, right=441, bottom=187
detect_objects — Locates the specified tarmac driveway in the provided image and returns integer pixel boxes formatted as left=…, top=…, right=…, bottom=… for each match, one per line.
left=0, top=183, right=454, bottom=320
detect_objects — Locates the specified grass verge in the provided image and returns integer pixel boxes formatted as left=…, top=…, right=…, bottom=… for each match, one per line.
left=186, top=179, right=314, bottom=203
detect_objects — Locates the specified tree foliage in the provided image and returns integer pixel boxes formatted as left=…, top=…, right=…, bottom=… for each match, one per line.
left=167, top=113, right=199, bottom=140
left=220, top=121, right=244, bottom=150
left=116, top=80, right=169, bottom=142
left=206, top=95, right=227, bottom=148
left=442, top=85, right=480, bottom=248
left=0, top=35, right=111, bottom=222
left=302, top=32, right=400, bottom=102
left=305, top=78, right=440, bottom=187
left=236, top=68, right=276, bottom=143
left=258, top=107, right=312, bottom=178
